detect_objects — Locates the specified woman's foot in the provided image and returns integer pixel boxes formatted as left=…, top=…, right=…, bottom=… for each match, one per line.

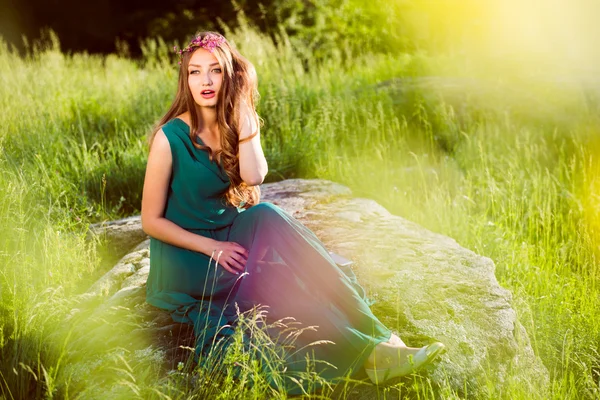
left=386, top=333, right=406, bottom=347
left=364, top=341, right=446, bottom=384
left=364, top=341, right=421, bottom=370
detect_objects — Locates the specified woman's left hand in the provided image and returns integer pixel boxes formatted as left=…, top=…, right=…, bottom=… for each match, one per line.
left=211, top=240, right=249, bottom=275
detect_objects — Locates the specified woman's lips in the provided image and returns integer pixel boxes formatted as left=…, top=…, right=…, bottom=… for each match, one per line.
left=201, top=90, right=215, bottom=99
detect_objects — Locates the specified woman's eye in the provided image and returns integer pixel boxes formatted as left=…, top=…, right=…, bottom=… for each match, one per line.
left=189, top=69, right=219, bottom=74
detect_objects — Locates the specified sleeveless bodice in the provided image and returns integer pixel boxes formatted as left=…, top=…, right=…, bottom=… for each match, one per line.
left=161, top=118, right=242, bottom=229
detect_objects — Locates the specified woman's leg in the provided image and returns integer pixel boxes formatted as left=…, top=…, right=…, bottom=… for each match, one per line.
left=225, top=202, right=393, bottom=387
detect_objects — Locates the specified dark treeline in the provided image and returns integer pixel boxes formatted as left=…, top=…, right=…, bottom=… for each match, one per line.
left=1, top=0, right=307, bottom=56
left=1, top=1, right=487, bottom=62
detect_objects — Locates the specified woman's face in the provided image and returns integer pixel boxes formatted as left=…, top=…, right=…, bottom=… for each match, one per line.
left=187, top=48, right=223, bottom=107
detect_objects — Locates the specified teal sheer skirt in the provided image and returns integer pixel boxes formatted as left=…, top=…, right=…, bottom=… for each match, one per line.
left=147, top=202, right=392, bottom=394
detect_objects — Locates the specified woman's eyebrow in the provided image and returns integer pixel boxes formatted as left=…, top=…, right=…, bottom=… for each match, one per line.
left=188, top=62, right=220, bottom=68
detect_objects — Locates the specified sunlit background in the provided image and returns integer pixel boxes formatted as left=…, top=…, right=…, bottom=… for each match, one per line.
left=404, top=0, right=600, bottom=78
left=1, top=0, right=599, bottom=398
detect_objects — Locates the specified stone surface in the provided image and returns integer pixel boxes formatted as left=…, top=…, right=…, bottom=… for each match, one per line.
left=89, top=215, right=148, bottom=256
left=75, top=178, right=548, bottom=397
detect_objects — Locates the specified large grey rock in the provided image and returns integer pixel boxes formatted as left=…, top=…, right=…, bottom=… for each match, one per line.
left=89, top=215, right=148, bottom=256
left=73, top=178, right=548, bottom=398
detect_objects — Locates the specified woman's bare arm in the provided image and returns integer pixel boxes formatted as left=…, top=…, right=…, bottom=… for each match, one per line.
left=142, top=129, right=248, bottom=274
left=238, top=101, right=268, bottom=185
left=141, top=129, right=217, bottom=255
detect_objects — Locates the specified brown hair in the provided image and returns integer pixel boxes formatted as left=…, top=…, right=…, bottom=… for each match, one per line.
left=148, top=31, right=261, bottom=209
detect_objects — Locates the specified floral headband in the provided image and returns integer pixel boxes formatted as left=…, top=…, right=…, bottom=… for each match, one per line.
left=173, top=33, right=226, bottom=65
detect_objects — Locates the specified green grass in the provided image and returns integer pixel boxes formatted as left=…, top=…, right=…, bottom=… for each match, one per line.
left=1, top=20, right=599, bottom=399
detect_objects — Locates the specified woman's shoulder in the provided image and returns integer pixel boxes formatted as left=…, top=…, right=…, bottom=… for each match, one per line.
left=173, top=113, right=191, bottom=126
left=161, top=117, right=181, bottom=131
left=160, top=116, right=189, bottom=139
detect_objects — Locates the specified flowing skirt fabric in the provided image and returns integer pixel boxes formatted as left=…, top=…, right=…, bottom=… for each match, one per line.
left=147, top=202, right=392, bottom=394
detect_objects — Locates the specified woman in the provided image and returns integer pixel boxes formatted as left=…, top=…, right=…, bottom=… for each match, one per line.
left=141, top=31, right=445, bottom=393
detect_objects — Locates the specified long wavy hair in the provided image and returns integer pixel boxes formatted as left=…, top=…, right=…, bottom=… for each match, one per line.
left=148, top=31, right=261, bottom=209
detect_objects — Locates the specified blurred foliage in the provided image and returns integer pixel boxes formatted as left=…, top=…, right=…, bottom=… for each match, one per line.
left=139, top=0, right=420, bottom=63
left=5, top=0, right=418, bottom=59
left=2, top=3, right=600, bottom=399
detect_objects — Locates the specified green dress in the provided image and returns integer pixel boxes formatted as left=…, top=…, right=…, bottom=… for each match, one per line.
left=146, top=117, right=392, bottom=394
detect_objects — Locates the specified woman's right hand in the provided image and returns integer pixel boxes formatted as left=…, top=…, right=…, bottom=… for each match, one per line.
left=208, top=240, right=249, bottom=275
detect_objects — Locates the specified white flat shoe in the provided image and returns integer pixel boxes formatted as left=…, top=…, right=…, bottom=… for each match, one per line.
left=387, top=333, right=406, bottom=347
left=365, top=342, right=446, bottom=385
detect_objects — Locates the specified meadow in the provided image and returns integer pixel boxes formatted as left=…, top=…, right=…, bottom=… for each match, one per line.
left=1, top=21, right=599, bottom=399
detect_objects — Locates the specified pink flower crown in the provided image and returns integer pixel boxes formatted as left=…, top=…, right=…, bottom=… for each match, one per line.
left=174, top=33, right=226, bottom=65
